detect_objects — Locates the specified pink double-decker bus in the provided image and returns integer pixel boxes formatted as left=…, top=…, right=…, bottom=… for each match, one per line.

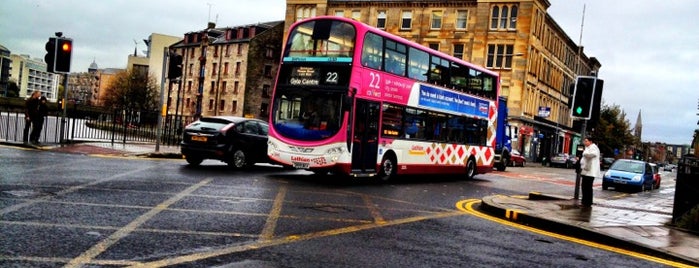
left=268, top=16, right=500, bottom=181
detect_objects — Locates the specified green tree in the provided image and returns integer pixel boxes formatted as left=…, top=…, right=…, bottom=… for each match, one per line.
left=589, top=102, right=637, bottom=157
left=102, top=69, right=159, bottom=112
left=6, top=80, right=19, bottom=98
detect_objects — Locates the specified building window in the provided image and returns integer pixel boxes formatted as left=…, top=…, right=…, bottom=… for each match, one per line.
left=187, top=81, right=192, bottom=92
left=262, top=84, right=270, bottom=98
left=235, top=62, right=241, bottom=76
left=264, top=65, right=272, bottom=77
left=351, top=10, right=361, bottom=20
left=260, top=103, right=269, bottom=116
left=265, top=47, right=274, bottom=58
left=456, top=10, right=468, bottom=30
left=225, top=44, right=230, bottom=56
left=486, top=44, right=514, bottom=69
left=431, top=11, right=443, bottom=29
left=212, top=63, right=217, bottom=76
left=208, top=99, right=214, bottom=111
left=335, top=10, right=344, bottom=17
left=401, top=10, right=412, bottom=30
left=377, top=10, right=387, bottom=29
left=222, top=81, right=227, bottom=94
left=296, top=6, right=317, bottom=21
left=224, top=62, right=229, bottom=75
left=232, top=100, right=238, bottom=112
left=234, top=81, right=239, bottom=94
left=490, top=4, right=518, bottom=30
left=210, top=81, right=215, bottom=93
left=188, top=63, right=194, bottom=76
left=219, top=99, right=225, bottom=112
left=237, top=44, right=243, bottom=55
left=213, top=46, right=219, bottom=57
left=453, top=44, right=464, bottom=59
left=428, top=43, right=439, bottom=51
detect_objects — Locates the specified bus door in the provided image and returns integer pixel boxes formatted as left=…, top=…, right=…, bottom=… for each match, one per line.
left=351, top=100, right=380, bottom=173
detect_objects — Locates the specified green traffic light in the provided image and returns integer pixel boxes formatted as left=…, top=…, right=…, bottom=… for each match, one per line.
left=575, top=106, right=583, bottom=115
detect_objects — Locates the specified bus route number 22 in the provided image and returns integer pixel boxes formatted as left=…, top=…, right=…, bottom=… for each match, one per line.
left=325, top=72, right=338, bottom=84
left=369, top=72, right=381, bottom=89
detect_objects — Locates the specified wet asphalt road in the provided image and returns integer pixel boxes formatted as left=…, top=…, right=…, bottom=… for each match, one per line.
left=0, top=146, right=668, bottom=267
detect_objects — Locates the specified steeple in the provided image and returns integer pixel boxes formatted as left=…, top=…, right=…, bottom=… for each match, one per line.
left=634, top=110, right=643, bottom=141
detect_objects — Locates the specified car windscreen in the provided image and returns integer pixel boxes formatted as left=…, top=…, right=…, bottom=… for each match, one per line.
left=610, top=161, right=645, bottom=174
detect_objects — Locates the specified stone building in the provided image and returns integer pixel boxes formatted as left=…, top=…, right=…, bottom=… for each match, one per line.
left=65, top=61, right=100, bottom=105
left=283, top=0, right=601, bottom=162
left=169, top=21, right=284, bottom=121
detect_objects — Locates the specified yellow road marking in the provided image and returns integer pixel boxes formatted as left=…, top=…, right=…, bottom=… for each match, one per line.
left=260, top=185, right=287, bottom=240
left=455, top=199, right=695, bottom=268
left=361, top=194, right=386, bottom=224
left=65, top=178, right=212, bottom=268
left=130, top=210, right=466, bottom=267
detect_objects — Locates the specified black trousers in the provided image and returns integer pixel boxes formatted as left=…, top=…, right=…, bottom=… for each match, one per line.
left=581, top=175, right=594, bottom=206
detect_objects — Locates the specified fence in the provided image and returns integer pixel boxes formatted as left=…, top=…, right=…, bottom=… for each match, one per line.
left=0, top=107, right=192, bottom=146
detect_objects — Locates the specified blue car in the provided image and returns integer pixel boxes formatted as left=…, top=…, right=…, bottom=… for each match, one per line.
left=602, top=159, right=655, bottom=192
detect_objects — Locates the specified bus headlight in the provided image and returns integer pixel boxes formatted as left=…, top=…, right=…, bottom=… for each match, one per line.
left=326, top=146, right=344, bottom=162
left=267, top=141, right=278, bottom=152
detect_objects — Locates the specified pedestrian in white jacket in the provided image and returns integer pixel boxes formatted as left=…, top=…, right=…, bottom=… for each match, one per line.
left=580, top=136, right=601, bottom=207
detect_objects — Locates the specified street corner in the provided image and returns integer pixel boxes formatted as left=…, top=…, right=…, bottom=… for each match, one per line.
left=44, top=143, right=130, bottom=156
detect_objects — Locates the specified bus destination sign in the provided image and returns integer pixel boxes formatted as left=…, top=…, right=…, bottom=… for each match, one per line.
left=290, top=66, right=320, bottom=86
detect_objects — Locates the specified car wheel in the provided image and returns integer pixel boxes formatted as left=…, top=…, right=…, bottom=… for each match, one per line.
left=465, top=158, right=476, bottom=180
left=602, top=182, right=608, bottom=190
left=185, top=156, right=203, bottom=166
left=378, top=154, right=397, bottom=182
left=228, top=150, right=247, bottom=169
left=520, top=160, right=526, bottom=167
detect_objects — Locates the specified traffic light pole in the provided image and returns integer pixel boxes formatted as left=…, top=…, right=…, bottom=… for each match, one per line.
left=155, top=48, right=168, bottom=152
left=573, top=120, right=587, bottom=200
left=60, top=74, right=69, bottom=143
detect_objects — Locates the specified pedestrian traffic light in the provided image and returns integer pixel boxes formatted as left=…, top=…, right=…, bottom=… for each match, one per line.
left=55, top=38, right=72, bottom=73
left=167, top=53, right=183, bottom=79
left=570, top=76, right=597, bottom=119
left=45, top=37, right=57, bottom=73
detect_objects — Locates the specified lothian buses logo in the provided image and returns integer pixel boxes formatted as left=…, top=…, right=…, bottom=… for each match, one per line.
left=479, top=103, right=489, bottom=114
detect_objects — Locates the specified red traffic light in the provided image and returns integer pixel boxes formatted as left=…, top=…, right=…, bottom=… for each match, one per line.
left=55, top=38, right=73, bottom=73
left=61, top=42, right=71, bottom=52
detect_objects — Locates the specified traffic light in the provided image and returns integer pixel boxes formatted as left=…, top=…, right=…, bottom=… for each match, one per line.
left=570, top=76, right=597, bottom=119
left=45, top=37, right=57, bottom=73
left=167, top=53, right=183, bottom=79
left=55, top=38, right=72, bottom=73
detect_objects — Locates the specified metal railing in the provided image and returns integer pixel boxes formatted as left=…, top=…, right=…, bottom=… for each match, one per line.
left=0, top=108, right=192, bottom=146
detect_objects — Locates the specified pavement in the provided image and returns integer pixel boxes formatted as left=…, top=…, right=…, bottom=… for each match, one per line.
left=2, top=140, right=698, bottom=266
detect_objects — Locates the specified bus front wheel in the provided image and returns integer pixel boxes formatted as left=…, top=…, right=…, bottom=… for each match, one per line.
left=465, top=158, right=476, bottom=180
left=378, top=155, right=397, bottom=182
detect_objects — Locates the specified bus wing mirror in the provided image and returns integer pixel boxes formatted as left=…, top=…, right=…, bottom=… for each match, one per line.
left=342, top=95, right=353, bottom=111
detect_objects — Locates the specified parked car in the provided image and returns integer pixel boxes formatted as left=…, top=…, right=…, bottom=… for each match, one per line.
left=649, top=163, right=662, bottom=189
left=181, top=116, right=270, bottom=168
left=663, top=164, right=676, bottom=171
left=602, top=159, right=655, bottom=192
left=509, top=150, right=526, bottom=167
left=600, top=157, right=615, bottom=170
left=549, top=153, right=576, bottom=168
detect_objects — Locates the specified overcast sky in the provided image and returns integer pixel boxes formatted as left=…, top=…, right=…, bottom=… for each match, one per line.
left=1, top=0, right=697, bottom=145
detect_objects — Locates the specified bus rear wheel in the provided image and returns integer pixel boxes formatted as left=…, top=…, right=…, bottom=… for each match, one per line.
left=378, top=155, right=397, bottom=182
left=465, top=158, right=476, bottom=180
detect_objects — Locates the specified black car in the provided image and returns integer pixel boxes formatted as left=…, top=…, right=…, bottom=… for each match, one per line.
left=181, top=116, right=269, bottom=168
left=601, top=157, right=615, bottom=170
